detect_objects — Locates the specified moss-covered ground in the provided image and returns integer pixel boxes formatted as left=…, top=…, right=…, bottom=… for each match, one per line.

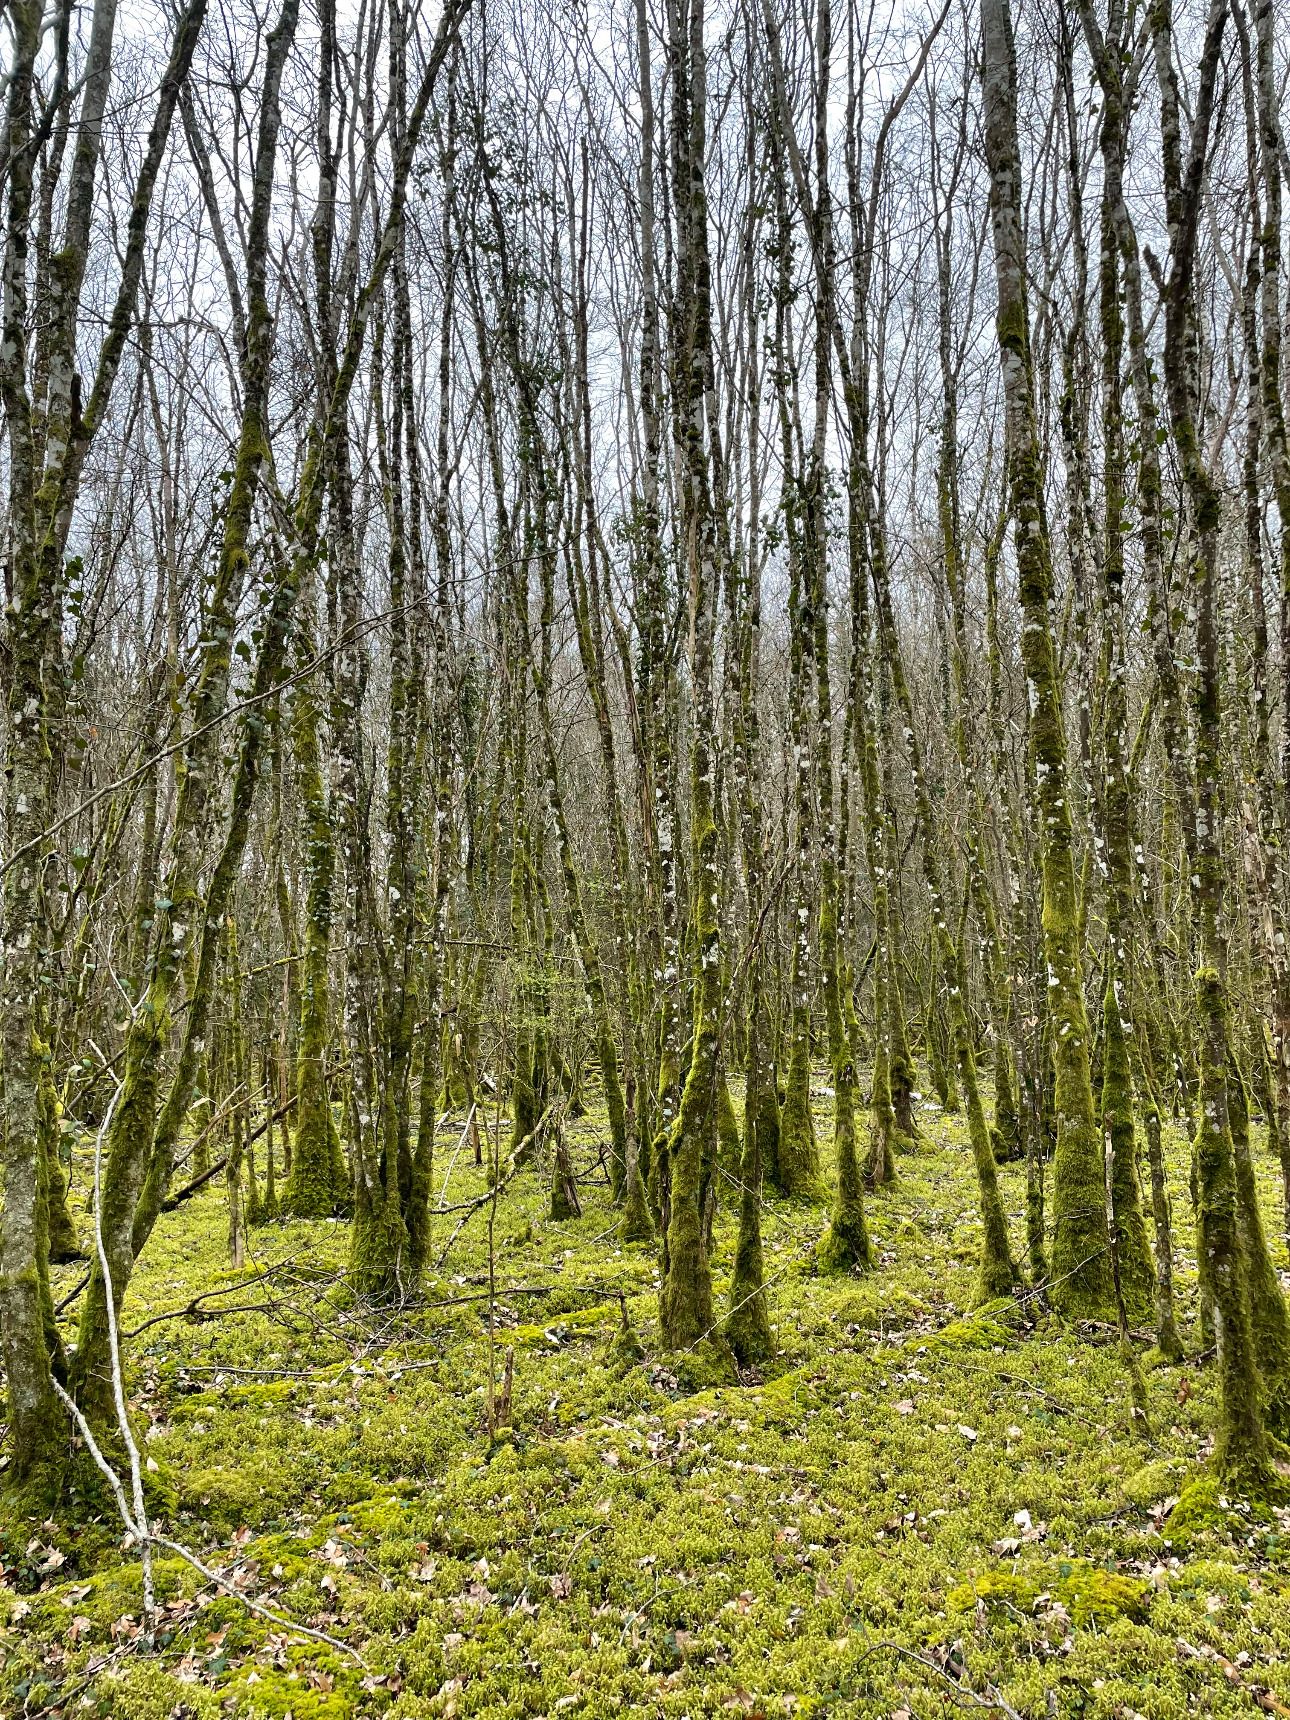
left=5, top=1075, right=1290, bottom=1719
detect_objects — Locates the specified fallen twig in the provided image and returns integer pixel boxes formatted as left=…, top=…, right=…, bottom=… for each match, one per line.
left=843, top=1640, right=1024, bottom=1719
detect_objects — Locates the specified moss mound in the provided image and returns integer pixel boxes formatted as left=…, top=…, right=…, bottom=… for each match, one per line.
left=949, top=1560, right=1149, bottom=1627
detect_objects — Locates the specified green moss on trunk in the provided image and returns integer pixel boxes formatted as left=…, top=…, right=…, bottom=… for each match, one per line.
left=717, top=1075, right=741, bottom=1191
left=1193, top=975, right=1274, bottom=1489
left=777, top=1028, right=820, bottom=1199
left=1226, top=1059, right=1290, bottom=1436
left=727, top=1026, right=774, bottom=1362
left=1101, top=988, right=1155, bottom=1325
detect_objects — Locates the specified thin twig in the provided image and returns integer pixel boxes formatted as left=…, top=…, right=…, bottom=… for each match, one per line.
left=436, top=1105, right=476, bottom=1208
left=844, top=1641, right=1024, bottom=1720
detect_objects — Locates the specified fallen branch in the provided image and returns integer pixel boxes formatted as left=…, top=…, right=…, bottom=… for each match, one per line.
left=843, top=1640, right=1024, bottom=1720
left=435, top=1160, right=524, bottom=1264
left=161, top=1152, right=230, bottom=1210
left=54, top=1270, right=91, bottom=1316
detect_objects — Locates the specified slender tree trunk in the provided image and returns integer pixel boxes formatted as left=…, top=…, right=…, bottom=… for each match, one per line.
left=981, top=0, right=1113, bottom=1319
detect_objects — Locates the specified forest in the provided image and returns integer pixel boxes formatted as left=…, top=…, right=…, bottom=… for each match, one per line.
left=1, top=0, right=1290, bottom=1709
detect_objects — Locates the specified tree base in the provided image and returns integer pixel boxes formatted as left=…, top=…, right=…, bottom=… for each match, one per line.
left=969, top=1247, right=1022, bottom=1309
left=672, top=1334, right=738, bottom=1393
left=726, top=1286, right=774, bottom=1366
left=818, top=1200, right=875, bottom=1272
left=618, top=1175, right=654, bottom=1243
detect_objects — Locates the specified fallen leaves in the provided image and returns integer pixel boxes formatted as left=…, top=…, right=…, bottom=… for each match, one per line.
left=992, top=1509, right=1047, bottom=1555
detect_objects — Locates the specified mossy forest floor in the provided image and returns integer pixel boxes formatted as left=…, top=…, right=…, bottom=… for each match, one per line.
left=5, top=1075, right=1290, bottom=1720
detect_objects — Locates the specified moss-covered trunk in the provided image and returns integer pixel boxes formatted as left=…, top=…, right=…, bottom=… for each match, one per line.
left=981, top=0, right=1111, bottom=1319
left=284, top=606, right=347, bottom=1219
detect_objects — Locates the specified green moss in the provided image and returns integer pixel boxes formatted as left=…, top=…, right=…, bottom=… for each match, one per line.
left=1102, top=986, right=1156, bottom=1324
left=1165, top=1478, right=1241, bottom=1544
left=921, top=1310, right=1015, bottom=1353
left=717, top=1075, right=741, bottom=1188
left=1121, top=1458, right=1193, bottom=1510
left=671, top=1335, right=738, bottom=1393
left=223, top=1647, right=359, bottom=1720
left=602, top=1308, right=646, bottom=1370
left=22, top=1054, right=1290, bottom=1720
left=177, top=1464, right=284, bottom=1529
left=949, top=1561, right=1148, bottom=1627
left=777, top=1031, right=821, bottom=1198
left=1164, top=1472, right=1287, bottom=1546
left=947, top=1569, right=1033, bottom=1614
left=104, top=1663, right=223, bottom=1720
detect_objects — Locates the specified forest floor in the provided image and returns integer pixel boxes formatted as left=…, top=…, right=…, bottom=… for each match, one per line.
left=4, top=1076, right=1290, bottom=1720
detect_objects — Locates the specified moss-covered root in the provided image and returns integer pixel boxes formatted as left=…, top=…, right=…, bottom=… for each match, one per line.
left=1193, top=972, right=1274, bottom=1489
left=1227, top=1058, right=1290, bottom=1437
left=1102, top=988, right=1156, bottom=1325
left=604, top=1305, right=646, bottom=1369
left=820, top=1082, right=874, bottom=1273
left=777, top=1028, right=821, bottom=1198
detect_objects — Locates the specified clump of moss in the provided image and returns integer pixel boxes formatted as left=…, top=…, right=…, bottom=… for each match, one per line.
left=921, top=1310, right=1014, bottom=1354
left=603, top=1307, right=645, bottom=1370
left=106, top=1661, right=223, bottom=1720
left=671, top=1335, right=738, bottom=1393
left=1057, top=1562, right=1150, bottom=1626
left=223, top=1644, right=361, bottom=1720
left=1163, top=1475, right=1281, bottom=1547
left=1121, top=1458, right=1193, bottom=1511
left=949, top=1560, right=1148, bottom=1627
left=177, top=1464, right=281, bottom=1530
left=832, top=1287, right=924, bottom=1331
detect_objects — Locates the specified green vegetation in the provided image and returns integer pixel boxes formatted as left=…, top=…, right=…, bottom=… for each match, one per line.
left=7, top=1076, right=1289, bottom=1720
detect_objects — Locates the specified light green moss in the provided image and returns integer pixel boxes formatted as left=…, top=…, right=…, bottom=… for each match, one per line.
left=949, top=1561, right=1148, bottom=1627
